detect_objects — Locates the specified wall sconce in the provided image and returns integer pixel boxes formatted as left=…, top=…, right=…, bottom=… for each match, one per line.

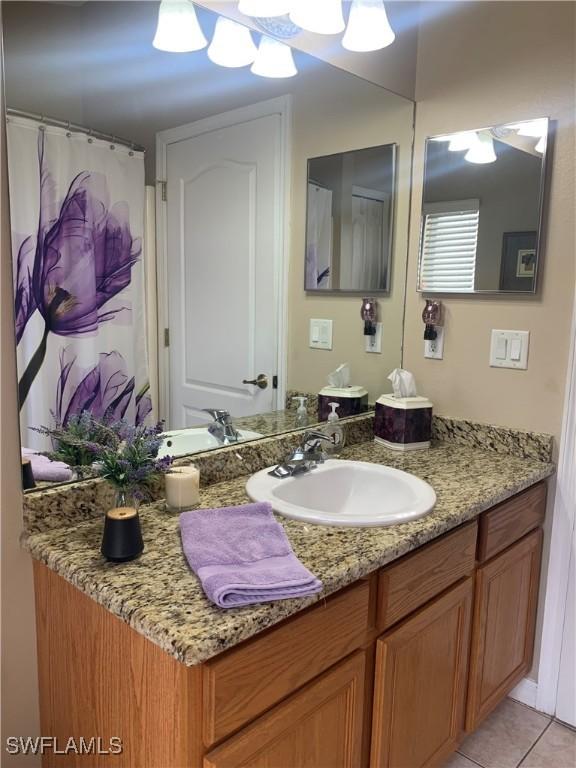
left=422, top=299, right=442, bottom=340
left=361, top=297, right=378, bottom=336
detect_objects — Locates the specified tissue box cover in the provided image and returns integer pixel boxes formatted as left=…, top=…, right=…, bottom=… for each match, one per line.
left=374, top=395, right=433, bottom=450
left=318, top=386, right=368, bottom=422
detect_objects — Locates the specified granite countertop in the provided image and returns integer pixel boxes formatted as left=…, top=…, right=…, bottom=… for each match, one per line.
left=22, top=440, right=554, bottom=667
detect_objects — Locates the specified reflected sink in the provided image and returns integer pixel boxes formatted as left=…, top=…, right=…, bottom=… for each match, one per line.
left=246, top=460, right=436, bottom=527
left=159, top=427, right=262, bottom=458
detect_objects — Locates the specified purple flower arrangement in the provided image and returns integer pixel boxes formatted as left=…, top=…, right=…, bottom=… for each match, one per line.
left=35, top=414, right=172, bottom=498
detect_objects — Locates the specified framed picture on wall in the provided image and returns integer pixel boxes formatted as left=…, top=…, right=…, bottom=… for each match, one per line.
left=499, top=231, right=538, bottom=292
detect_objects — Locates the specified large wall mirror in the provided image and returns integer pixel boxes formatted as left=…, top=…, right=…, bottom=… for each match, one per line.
left=3, top=1, right=415, bottom=491
left=305, top=144, right=395, bottom=292
left=418, top=118, right=551, bottom=294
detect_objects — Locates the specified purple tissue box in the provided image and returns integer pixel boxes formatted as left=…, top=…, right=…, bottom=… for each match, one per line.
left=374, top=395, right=433, bottom=450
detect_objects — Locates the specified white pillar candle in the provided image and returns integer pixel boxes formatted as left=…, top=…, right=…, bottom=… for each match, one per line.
left=165, top=465, right=200, bottom=511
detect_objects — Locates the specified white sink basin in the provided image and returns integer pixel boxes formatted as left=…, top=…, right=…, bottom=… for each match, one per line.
left=246, top=460, right=436, bottom=527
left=159, top=427, right=262, bottom=458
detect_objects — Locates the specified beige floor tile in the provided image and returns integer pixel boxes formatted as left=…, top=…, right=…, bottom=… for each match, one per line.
left=519, top=721, right=576, bottom=768
left=459, top=699, right=550, bottom=768
left=442, top=752, right=482, bottom=768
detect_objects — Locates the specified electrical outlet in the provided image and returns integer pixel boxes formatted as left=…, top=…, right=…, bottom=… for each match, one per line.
left=365, top=323, right=382, bottom=354
left=424, top=327, right=444, bottom=359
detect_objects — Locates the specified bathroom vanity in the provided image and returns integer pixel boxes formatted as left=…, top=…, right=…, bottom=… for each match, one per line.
left=24, top=426, right=553, bottom=768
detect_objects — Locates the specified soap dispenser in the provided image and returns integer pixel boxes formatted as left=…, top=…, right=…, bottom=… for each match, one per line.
left=324, top=402, right=345, bottom=457
left=292, top=396, right=309, bottom=427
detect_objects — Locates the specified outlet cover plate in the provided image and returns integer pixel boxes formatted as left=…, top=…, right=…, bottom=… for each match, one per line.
left=365, top=323, right=382, bottom=354
left=424, top=327, right=444, bottom=359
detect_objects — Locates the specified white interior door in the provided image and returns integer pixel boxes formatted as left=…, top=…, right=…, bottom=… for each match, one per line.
left=159, top=100, right=287, bottom=429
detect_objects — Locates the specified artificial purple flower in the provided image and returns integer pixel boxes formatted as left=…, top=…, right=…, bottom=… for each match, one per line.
left=56, top=348, right=135, bottom=426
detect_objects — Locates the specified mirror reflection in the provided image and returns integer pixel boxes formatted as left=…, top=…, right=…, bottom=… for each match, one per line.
left=305, top=144, right=395, bottom=292
left=418, top=118, right=550, bottom=294
left=4, top=1, right=414, bottom=490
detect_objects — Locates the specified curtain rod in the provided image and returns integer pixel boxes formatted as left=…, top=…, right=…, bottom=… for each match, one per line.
left=6, top=108, right=146, bottom=154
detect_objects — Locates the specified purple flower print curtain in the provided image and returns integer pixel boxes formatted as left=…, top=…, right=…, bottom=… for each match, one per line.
left=7, top=116, right=151, bottom=451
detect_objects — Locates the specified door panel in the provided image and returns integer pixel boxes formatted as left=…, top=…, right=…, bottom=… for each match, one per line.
left=467, top=529, right=543, bottom=730
left=204, top=652, right=365, bottom=768
left=165, top=111, right=282, bottom=428
left=371, top=578, right=473, bottom=768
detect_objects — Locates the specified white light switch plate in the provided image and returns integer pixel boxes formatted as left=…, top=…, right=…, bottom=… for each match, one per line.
left=365, top=323, right=382, bottom=354
left=309, top=318, right=333, bottom=350
left=424, top=327, right=444, bottom=360
left=490, top=330, right=529, bottom=369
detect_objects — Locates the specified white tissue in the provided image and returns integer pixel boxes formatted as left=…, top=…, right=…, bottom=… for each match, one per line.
left=328, top=363, right=351, bottom=389
left=388, top=368, right=417, bottom=398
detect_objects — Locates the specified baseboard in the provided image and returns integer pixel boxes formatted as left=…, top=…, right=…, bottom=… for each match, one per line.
left=509, top=677, right=539, bottom=709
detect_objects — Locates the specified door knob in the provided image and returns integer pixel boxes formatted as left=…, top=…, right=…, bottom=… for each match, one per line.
left=242, top=374, right=268, bottom=390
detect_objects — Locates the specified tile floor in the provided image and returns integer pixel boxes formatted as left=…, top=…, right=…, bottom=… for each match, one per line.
left=444, top=698, right=576, bottom=768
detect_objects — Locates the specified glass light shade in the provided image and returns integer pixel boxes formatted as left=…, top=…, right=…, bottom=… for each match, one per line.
left=251, top=36, right=297, bottom=77
left=238, top=0, right=292, bottom=17
left=465, top=133, right=497, bottom=164
left=535, top=135, right=546, bottom=153
left=207, top=17, right=257, bottom=67
left=516, top=118, right=548, bottom=138
left=153, top=0, right=207, bottom=53
left=342, top=0, right=395, bottom=52
left=448, top=132, right=476, bottom=152
left=289, top=0, right=345, bottom=35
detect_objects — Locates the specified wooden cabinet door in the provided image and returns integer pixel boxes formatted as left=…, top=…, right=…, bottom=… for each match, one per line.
left=204, top=652, right=365, bottom=768
left=371, top=578, right=473, bottom=768
left=467, top=529, right=543, bottom=730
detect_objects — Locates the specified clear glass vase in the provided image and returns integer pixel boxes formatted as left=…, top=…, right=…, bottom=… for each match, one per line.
left=114, top=488, right=139, bottom=512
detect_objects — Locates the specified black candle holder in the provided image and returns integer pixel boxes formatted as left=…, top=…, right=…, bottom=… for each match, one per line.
left=101, top=507, right=144, bottom=563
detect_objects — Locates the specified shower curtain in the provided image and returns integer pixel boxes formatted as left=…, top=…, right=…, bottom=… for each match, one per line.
left=305, top=183, right=333, bottom=289
left=7, top=115, right=150, bottom=451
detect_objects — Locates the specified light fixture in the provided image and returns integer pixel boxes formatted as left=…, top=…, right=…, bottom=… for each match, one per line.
left=464, top=133, right=497, bottom=164
left=447, top=132, right=476, bottom=152
left=515, top=118, right=548, bottom=138
left=153, top=0, right=207, bottom=53
left=535, top=135, right=546, bottom=153
left=342, top=0, right=395, bottom=52
left=207, top=17, right=258, bottom=67
left=289, top=0, right=345, bottom=35
left=251, top=36, right=297, bottom=77
left=238, top=0, right=292, bottom=17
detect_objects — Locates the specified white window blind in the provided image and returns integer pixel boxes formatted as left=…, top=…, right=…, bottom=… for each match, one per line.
left=420, top=199, right=480, bottom=292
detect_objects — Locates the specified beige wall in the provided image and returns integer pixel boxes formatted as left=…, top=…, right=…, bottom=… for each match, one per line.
left=287, top=80, right=414, bottom=402
left=405, top=0, right=575, bottom=678
left=0, top=9, right=41, bottom=764
left=405, top=1, right=575, bottom=438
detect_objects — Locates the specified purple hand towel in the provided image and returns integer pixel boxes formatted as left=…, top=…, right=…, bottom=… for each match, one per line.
left=22, top=448, right=74, bottom=483
left=180, top=502, right=323, bottom=608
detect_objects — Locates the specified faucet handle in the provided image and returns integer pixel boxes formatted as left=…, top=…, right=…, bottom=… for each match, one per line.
left=203, top=409, right=232, bottom=424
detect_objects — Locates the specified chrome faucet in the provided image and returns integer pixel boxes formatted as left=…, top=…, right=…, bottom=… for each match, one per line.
left=203, top=409, right=241, bottom=445
left=269, top=430, right=336, bottom=478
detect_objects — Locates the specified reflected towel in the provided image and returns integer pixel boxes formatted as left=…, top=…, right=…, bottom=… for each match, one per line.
left=21, top=448, right=74, bottom=483
left=180, top=502, right=323, bottom=608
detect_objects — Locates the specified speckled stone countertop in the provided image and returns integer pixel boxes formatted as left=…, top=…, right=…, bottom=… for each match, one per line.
left=22, top=439, right=554, bottom=666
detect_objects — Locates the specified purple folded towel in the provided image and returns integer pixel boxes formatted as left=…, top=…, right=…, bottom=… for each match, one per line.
left=180, top=502, right=323, bottom=608
left=21, top=448, right=74, bottom=483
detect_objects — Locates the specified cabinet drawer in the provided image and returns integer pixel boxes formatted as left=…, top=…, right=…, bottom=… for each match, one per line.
left=478, top=483, right=546, bottom=563
left=203, top=580, right=371, bottom=746
left=377, top=522, right=477, bottom=631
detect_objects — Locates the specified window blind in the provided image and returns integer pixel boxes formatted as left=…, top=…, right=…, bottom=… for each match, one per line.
left=420, top=201, right=480, bottom=292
